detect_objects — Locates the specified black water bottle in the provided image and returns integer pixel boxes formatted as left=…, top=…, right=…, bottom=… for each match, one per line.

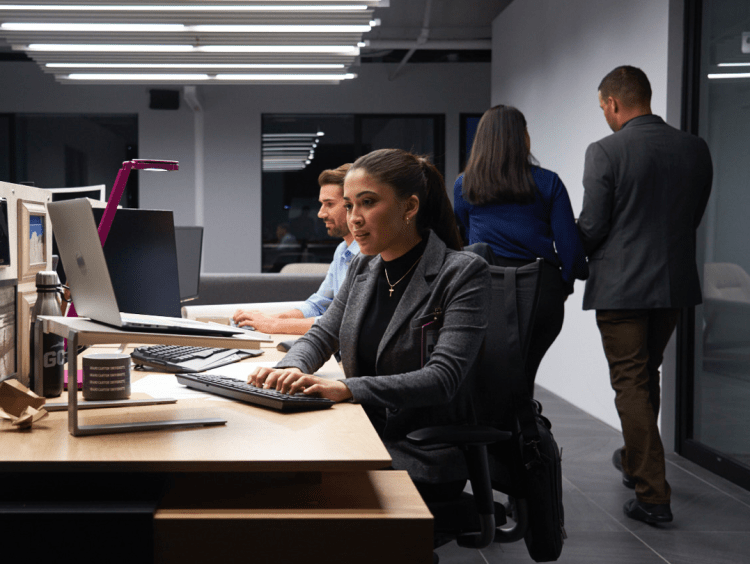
left=31, top=271, right=65, bottom=397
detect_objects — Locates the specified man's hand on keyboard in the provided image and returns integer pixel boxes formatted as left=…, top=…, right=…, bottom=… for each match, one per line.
left=248, top=366, right=353, bottom=403
left=233, top=309, right=279, bottom=333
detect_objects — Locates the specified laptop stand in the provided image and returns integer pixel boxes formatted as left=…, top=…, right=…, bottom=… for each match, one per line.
left=33, top=316, right=264, bottom=437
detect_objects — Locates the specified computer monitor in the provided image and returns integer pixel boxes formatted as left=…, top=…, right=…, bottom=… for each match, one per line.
left=174, top=226, right=203, bottom=302
left=48, top=184, right=106, bottom=202
left=90, top=207, right=182, bottom=318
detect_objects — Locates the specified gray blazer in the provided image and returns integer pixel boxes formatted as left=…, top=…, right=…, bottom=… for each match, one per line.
left=277, top=231, right=491, bottom=483
left=578, top=115, right=713, bottom=310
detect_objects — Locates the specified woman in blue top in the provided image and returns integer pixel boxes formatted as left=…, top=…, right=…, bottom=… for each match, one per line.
left=454, top=105, right=588, bottom=395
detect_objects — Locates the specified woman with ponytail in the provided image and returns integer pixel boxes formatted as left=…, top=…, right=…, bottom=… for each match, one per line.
left=455, top=105, right=588, bottom=395
left=250, top=148, right=491, bottom=501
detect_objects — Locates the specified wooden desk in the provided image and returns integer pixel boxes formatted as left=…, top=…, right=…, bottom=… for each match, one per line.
left=1, top=327, right=433, bottom=563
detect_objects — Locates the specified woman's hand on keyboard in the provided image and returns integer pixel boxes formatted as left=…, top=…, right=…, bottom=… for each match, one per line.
left=248, top=366, right=352, bottom=402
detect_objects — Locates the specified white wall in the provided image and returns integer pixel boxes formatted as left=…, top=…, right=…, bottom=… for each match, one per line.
left=491, top=0, right=681, bottom=431
left=0, top=61, right=491, bottom=273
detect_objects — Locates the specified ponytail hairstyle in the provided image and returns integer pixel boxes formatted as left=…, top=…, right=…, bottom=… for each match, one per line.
left=462, top=105, right=539, bottom=205
left=349, top=148, right=462, bottom=251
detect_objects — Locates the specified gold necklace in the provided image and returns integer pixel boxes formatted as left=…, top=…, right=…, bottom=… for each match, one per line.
left=384, top=255, right=422, bottom=298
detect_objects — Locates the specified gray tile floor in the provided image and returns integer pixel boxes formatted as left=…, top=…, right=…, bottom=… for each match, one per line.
left=435, top=386, right=750, bottom=564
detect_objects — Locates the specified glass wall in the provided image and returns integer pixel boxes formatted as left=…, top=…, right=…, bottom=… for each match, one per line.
left=683, top=0, right=750, bottom=487
left=261, top=114, right=445, bottom=272
left=0, top=114, right=138, bottom=207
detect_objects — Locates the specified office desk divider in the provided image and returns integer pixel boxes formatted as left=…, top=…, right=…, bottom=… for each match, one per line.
left=34, top=316, right=267, bottom=436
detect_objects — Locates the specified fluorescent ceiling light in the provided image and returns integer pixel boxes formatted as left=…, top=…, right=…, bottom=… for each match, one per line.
left=2, top=23, right=185, bottom=32
left=263, top=147, right=317, bottom=151
left=0, top=4, right=370, bottom=12
left=717, top=62, right=750, bottom=67
left=216, top=73, right=355, bottom=80
left=192, top=24, right=372, bottom=33
left=707, top=73, right=750, bottom=79
left=263, top=132, right=325, bottom=138
left=27, top=43, right=194, bottom=52
left=3, top=23, right=372, bottom=33
left=200, top=45, right=359, bottom=54
left=67, top=73, right=210, bottom=80
left=46, top=63, right=345, bottom=69
left=64, top=73, right=353, bottom=81
left=27, top=44, right=359, bottom=54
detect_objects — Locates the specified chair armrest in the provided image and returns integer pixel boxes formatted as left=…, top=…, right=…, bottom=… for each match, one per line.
left=406, top=425, right=512, bottom=447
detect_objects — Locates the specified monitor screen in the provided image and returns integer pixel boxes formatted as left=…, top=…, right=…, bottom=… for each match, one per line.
left=174, top=226, right=203, bottom=302
left=49, top=185, right=106, bottom=202
left=91, top=207, right=182, bottom=318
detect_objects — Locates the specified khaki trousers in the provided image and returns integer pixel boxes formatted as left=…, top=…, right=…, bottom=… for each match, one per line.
left=596, top=308, right=680, bottom=504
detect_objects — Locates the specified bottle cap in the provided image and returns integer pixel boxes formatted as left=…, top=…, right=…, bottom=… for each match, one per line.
left=35, top=270, right=60, bottom=288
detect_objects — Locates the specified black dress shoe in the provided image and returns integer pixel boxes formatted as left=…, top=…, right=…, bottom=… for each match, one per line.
left=623, top=498, right=673, bottom=524
left=612, top=447, right=637, bottom=489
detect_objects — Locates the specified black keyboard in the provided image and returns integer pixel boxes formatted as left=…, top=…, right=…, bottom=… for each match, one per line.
left=132, top=345, right=262, bottom=373
left=175, top=373, right=335, bottom=412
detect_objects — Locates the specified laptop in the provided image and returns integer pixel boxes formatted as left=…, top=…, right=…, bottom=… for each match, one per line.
left=48, top=198, right=245, bottom=337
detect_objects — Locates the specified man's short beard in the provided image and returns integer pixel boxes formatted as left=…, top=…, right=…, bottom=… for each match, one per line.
left=327, top=224, right=349, bottom=238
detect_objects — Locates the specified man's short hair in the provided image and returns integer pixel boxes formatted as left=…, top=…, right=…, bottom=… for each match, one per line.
left=598, top=66, right=652, bottom=108
left=318, top=163, right=352, bottom=189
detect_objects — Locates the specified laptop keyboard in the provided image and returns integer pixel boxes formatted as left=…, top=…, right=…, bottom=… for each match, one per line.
left=132, top=344, right=262, bottom=373
left=175, top=373, right=335, bottom=412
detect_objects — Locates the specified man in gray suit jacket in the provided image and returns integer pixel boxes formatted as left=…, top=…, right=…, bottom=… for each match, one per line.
left=578, top=66, right=712, bottom=524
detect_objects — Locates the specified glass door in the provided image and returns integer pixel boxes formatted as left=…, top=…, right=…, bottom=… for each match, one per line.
left=680, top=0, right=750, bottom=489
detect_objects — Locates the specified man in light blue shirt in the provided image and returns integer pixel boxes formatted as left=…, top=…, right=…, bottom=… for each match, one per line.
left=233, top=164, right=358, bottom=334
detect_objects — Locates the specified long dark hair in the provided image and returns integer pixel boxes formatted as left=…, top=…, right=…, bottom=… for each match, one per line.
left=462, top=105, right=538, bottom=205
left=349, top=148, right=462, bottom=251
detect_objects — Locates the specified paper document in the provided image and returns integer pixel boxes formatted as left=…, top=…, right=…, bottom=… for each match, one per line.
left=131, top=361, right=280, bottom=402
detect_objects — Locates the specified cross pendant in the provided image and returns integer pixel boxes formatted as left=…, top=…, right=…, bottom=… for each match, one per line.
left=389, top=287, right=394, bottom=297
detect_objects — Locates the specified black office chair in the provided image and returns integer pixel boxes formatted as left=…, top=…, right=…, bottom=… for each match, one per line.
left=462, top=242, right=498, bottom=266
left=407, top=259, right=548, bottom=554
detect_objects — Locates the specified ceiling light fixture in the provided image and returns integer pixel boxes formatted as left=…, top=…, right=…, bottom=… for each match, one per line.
left=46, top=63, right=346, bottom=69
left=1, top=1, right=382, bottom=85
left=0, top=4, right=372, bottom=12
left=26, top=43, right=360, bottom=55
left=3, top=22, right=373, bottom=33
left=216, top=73, right=355, bottom=80
left=67, top=73, right=210, bottom=81
left=707, top=72, right=750, bottom=79
left=200, top=45, right=360, bottom=54
left=64, top=73, right=355, bottom=82
left=27, top=43, right=194, bottom=52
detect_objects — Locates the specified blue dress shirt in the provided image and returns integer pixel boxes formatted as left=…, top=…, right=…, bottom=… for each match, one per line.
left=298, top=239, right=360, bottom=318
left=454, top=166, right=588, bottom=284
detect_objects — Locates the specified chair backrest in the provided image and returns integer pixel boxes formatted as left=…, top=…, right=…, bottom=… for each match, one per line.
left=462, top=242, right=498, bottom=266
left=473, top=260, right=543, bottom=431
left=469, top=260, right=542, bottom=498
left=704, top=262, right=750, bottom=303
left=280, top=262, right=331, bottom=274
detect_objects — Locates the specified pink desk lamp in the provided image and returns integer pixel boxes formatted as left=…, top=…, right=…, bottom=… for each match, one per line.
left=66, top=158, right=179, bottom=318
